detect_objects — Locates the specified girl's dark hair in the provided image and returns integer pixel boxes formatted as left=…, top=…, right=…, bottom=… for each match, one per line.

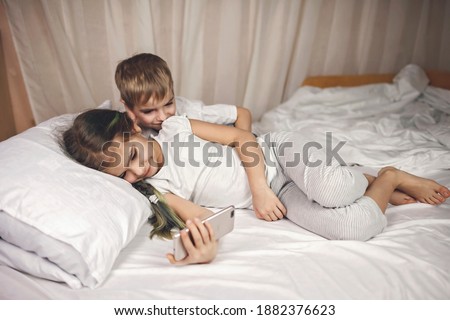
left=62, top=109, right=184, bottom=240
left=62, top=109, right=133, bottom=171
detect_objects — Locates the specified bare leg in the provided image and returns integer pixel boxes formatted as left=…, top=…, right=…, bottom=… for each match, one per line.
left=379, top=167, right=450, bottom=205
left=364, top=170, right=398, bottom=213
left=364, top=174, right=416, bottom=206
left=388, top=191, right=416, bottom=205
left=364, top=167, right=450, bottom=213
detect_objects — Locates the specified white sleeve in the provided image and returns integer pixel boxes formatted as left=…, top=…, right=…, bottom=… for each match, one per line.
left=176, top=96, right=237, bottom=125
left=156, top=115, right=192, bottom=141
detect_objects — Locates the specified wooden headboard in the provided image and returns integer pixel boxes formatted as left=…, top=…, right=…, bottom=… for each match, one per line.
left=302, top=70, right=450, bottom=90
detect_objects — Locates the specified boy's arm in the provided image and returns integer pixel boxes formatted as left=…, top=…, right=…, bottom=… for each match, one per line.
left=234, top=106, right=252, bottom=132
left=189, top=119, right=286, bottom=221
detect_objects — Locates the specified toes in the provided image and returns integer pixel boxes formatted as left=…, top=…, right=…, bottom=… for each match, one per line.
left=422, top=197, right=436, bottom=205
left=417, top=197, right=426, bottom=204
left=438, top=187, right=450, bottom=198
left=431, top=195, right=443, bottom=204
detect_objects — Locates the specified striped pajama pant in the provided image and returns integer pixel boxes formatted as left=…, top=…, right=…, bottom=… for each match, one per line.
left=262, top=132, right=387, bottom=241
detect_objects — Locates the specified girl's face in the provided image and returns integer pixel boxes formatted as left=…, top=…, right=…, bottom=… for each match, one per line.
left=102, top=133, right=163, bottom=184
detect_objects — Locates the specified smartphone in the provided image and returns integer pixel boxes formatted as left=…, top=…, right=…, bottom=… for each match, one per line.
left=172, top=205, right=235, bottom=261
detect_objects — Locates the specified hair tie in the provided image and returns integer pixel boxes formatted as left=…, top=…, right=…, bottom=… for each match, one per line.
left=106, top=112, right=121, bottom=130
left=149, top=194, right=159, bottom=204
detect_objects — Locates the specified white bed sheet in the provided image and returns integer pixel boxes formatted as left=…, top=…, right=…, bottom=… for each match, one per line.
left=1, top=64, right=449, bottom=299
left=1, top=194, right=449, bottom=299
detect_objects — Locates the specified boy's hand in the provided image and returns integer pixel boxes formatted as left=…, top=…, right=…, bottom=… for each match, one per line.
left=167, top=219, right=217, bottom=265
left=252, top=185, right=286, bottom=221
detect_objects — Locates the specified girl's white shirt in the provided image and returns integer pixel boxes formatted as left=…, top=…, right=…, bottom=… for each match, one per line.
left=147, top=116, right=275, bottom=209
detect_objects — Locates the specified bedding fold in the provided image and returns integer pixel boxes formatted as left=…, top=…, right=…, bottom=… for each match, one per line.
left=253, top=64, right=450, bottom=172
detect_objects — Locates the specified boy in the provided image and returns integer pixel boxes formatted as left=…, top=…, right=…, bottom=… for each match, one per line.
left=115, top=53, right=252, bottom=137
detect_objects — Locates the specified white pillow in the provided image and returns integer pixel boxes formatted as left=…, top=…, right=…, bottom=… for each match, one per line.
left=0, top=101, right=152, bottom=288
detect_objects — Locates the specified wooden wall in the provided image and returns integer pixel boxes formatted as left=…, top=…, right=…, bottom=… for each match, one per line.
left=0, top=1, right=34, bottom=141
left=0, top=32, right=15, bottom=141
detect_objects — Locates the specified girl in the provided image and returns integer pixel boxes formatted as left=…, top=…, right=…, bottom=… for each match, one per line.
left=63, top=109, right=450, bottom=265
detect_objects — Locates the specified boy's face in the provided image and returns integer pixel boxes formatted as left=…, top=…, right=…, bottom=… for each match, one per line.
left=125, top=93, right=176, bottom=131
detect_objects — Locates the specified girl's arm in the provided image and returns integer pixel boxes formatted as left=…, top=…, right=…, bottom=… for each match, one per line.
left=189, top=119, right=286, bottom=221
left=164, top=193, right=217, bottom=265
left=165, top=193, right=213, bottom=221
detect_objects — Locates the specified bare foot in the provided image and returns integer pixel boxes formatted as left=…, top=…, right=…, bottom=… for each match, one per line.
left=389, top=190, right=416, bottom=206
left=380, top=167, right=450, bottom=205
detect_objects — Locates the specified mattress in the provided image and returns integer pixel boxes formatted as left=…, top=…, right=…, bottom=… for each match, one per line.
left=0, top=64, right=449, bottom=299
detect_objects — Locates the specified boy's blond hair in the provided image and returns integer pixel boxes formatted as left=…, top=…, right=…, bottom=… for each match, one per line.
left=115, top=53, right=174, bottom=109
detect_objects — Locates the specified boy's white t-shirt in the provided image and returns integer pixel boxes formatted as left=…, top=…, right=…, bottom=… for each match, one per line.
left=142, top=96, right=237, bottom=138
left=146, top=116, right=254, bottom=209
left=176, top=96, right=237, bottom=124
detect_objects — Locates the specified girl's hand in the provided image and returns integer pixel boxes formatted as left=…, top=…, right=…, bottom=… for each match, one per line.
left=252, top=185, right=287, bottom=221
left=167, top=218, right=217, bottom=265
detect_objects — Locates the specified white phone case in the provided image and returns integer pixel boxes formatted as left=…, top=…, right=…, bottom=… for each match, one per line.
left=172, top=206, right=235, bottom=261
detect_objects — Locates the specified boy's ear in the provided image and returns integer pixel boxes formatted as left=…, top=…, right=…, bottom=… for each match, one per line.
left=124, top=106, right=136, bottom=122
left=121, top=99, right=141, bottom=134
left=121, top=102, right=141, bottom=134
left=132, top=122, right=142, bottom=134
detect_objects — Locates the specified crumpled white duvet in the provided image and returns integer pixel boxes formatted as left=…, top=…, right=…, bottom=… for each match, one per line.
left=254, top=64, right=450, bottom=174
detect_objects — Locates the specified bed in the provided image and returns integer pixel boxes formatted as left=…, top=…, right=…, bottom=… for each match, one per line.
left=1, top=64, right=449, bottom=299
